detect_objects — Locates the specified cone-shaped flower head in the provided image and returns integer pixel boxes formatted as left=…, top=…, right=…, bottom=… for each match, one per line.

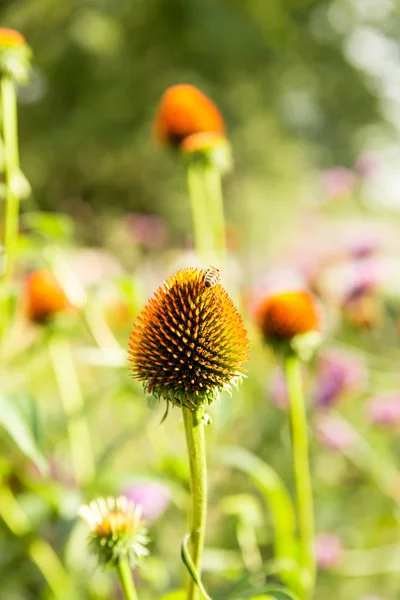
left=25, top=270, right=70, bottom=324
left=0, top=28, right=31, bottom=81
left=256, top=289, right=320, bottom=359
left=154, top=84, right=225, bottom=147
left=128, top=267, right=249, bottom=411
left=79, top=496, right=149, bottom=567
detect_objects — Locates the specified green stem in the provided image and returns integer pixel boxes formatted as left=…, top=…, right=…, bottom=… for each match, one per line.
left=29, top=538, right=74, bottom=599
left=182, top=406, right=208, bottom=600
left=1, top=76, right=20, bottom=287
left=187, top=162, right=213, bottom=263
left=116, top=558, right=139, bottom=600
left=284, top=354, right=316, bottom=599
left=203, top=164, right=226, bottom=263
left=48, top=334, right=95, bottom=487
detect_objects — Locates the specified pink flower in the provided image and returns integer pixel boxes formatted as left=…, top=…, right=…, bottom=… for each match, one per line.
left=123, top=482, right=170, bottom=521
left=366, top=394, right=400, bottom=428
left=315, top=533, right=342, bottom=569
left=321, top=167, right=355, bottom=199
left=315, top=350, right=367, bottom=408
left=316, top=416, right=356, bottom=452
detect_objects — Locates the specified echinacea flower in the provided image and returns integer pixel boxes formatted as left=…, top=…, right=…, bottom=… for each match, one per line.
left=128, top=267, right=249, bottom=411
left=79, top=496, right=149, bottom=567
left=153, top=84, right=225, bottom=147
left=25, top=270, right=70, bottom=323
left=315, top=533, right=342, bottom=569
left=256, top=289, right=320, bottom=359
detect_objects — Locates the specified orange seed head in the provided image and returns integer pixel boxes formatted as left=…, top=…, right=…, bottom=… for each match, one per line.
left=256, top=290, right=320, bottom=343
left=153, top=84, right=225, bottom=147
left=128, top=267, right=249, bottom=410
left=0, top=28, right=26, bottom=48
left=26, top=270, right=70, bottom=323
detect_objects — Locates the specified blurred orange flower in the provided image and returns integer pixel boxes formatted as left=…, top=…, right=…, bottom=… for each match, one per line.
left=256, top=290, right=320, bottom=342
left=25, top=270, right=70, bottom=323
left=180, top=131, right=227, bottom=153
left=154, top=84, right=225, bottom=147
left=0, top=28, right=26, bottom=48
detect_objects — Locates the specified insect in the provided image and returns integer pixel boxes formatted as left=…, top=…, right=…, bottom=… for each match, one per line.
left=204, top=266, right=221, bottom=288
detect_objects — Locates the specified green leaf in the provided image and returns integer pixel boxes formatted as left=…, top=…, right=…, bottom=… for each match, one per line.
left=241, top=586, right=300, bottom=600
left=22, top=211, right=74, bottom=242
left=160, top=591, right=186, bottom=600
left=181, top=533, right=213, bottom=600
left=217, top=447, right=299, bottom=591
left=0, top=393, right=48, bottom=475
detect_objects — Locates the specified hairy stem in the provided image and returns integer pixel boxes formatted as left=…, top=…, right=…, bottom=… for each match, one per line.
left=183, top=406, right=208, bottom=600
left=116, top=558, right=139, bottom=600
left=284, top=353, right=316, bottom=599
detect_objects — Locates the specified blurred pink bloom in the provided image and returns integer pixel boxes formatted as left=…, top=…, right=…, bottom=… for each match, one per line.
left=354, top=153, right=380, bottom=179
left=366, top=394, right=400, bottom=428
left=321, top=167, right=356, bottom=199
left=315, top=350, right=368, bottom=408
left=316, top=416, right=356, bottom=452
left=124, top=213, right=168, bottom=249
left=343, top=257, right=384, bottom=303
left=123, top=481, right=170, bottom=521
left=315, top=533, right=342, bottom=569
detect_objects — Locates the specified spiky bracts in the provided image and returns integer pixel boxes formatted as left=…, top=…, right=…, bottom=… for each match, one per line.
left=154, top=84, right=225, bottom=147
left=79, top=496, right=149, bottom=567
left=128, top=267, right=249, bottom=411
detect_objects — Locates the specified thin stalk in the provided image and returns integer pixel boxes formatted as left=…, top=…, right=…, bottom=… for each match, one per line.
left=187, top=162, right=213, bottom=263
left=203, top=163, right=226, bottom=263
left=48, top=334, right=95, bottom=487
left=182, top=406, right=208, bottom=600
left=29, top=538, right=74, bottom=599
left=1, top=76, right=20, bottom=286
left=284, top=354, right=316, bottom=599
left=116, top=558, right=139, bottom=600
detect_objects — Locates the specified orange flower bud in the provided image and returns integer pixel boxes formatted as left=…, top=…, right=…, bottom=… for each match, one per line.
left=0, top=28, right=26, bottom=48
left=25, top=270, right=70, bottom=323
left=256, top=290, right=320, bottom=342
left=154, top=84, right=225, bottom=147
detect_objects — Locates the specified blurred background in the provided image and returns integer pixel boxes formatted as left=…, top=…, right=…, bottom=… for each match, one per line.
left=1, top=1, right=400, bottom=599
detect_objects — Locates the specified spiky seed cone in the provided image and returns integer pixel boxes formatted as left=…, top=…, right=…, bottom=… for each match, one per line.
left=79, top=496, right=149, bottom=567
left=25, top=270, right=70, bottom=324
left=256, top=290, right=320, bottom=342
left=154, top=84, right=225, bottom=147
left=128, top=267, right=249, bottom=411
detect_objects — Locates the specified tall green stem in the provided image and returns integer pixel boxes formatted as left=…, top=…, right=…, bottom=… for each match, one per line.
left=203, top=164, right=226, bottom=263
left=48, top=333, right=95, bottom=487
left=1, top=76, right=20, bottom=287
left=284, top=354, right=316, bottom=599
left=116, top=558, right=139, bottom=600
left=182, top=406, right=208, bottom=600
left=187, top=163, right=213, bottom=263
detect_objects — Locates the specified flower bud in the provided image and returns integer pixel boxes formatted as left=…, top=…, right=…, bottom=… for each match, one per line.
left=79, top=496, right=149, bottom=567
left=0, top=28, right=31, bottom=81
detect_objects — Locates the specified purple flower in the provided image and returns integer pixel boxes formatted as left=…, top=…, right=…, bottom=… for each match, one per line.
left=321, top=167, right=355, bottom=199
left=343, top=257, right=384, bottom=303
left=316, top=416, right=356, bottom=452
left=315, top=533, right=342, bottom=569
left=366, top=393, right=400, bottom=428
left=315, top=350, right=367, bottom=408
left=123, top=482, right=170, bottom=521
